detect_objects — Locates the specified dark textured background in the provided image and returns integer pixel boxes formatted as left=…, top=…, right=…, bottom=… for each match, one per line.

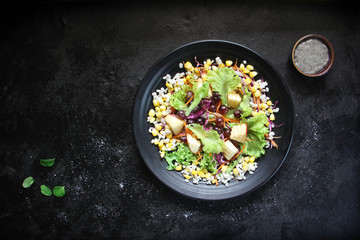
left=0, top=1, right=359, bottom=239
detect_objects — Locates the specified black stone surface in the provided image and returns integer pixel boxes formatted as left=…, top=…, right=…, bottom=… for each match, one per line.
left=0, top=1, right=359, bottom=239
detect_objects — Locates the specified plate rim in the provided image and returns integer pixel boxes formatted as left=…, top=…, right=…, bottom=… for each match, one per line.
left=132, top=39, right=294, bottom=200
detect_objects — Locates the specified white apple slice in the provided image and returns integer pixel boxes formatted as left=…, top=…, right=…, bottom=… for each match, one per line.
left=223, top=140, right=238, bottom=160
left=187, top=134, right=201, bottom=154
left=164, top=115, right=184, bottom=135
left=230, top=123, right=247, bottom=143
left=227, top=90, right=242, bottom=109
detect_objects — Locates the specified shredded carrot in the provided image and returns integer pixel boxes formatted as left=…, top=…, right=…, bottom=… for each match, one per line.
left=232, top=144, right=246, bottom=160
left=216, top=103, right=221, bottom=113
left=172, top=133, right=186, bottom=139
left=185, top=95, right=194, bottom=106
left=215, top=177, right=218, bottom=186
left=271, top=140, right=278, bottom=149
left=217, top=163, right=226, bottom=172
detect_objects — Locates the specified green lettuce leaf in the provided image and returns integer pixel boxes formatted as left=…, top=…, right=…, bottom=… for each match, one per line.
left=164, top=143, right=196, bottom=170
left=185, top=81, right=210, bottom=116
left=187, top=123, right=224, bottom=153
left=199, top=152, right=217, bottom=174
left=207, top=67, right=240, bottom=106
left=242, top=112, right=269, bottom=158
left=169, top=85, right=191, bottom=111
left=239, top=87, right=253, bottom=117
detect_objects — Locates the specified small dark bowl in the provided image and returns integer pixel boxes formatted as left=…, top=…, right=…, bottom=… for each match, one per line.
left=292, top=34, right=334, bottom=77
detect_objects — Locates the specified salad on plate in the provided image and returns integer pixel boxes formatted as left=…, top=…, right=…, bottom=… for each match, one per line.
left=147, top=57, right=280, bottom=186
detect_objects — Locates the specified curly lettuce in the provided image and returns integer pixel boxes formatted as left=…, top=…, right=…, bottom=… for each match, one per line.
left=187, top=123, right=224, bottom=154
left=207, top=67, right=240, bottom=106
left=164, top=143, right=196, bottom=170
left=242, top=112, right=269, bottom=158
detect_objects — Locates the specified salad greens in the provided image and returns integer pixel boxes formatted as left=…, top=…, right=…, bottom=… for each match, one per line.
left=187, top=123, right=224, bottom=154
left=207, top=67, right=240, bottom=106
left=148, top=57, right=280, bottom=186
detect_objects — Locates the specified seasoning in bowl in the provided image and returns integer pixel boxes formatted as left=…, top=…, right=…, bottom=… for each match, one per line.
left=292, top=34, right=334, bottom=77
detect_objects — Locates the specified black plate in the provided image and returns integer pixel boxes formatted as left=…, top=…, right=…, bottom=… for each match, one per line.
left=133, top=40, right=294, bottom=200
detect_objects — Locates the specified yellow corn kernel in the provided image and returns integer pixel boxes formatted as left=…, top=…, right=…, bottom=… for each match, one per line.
left=233, top=168, right=239, bottom=176
left=261, top=103, right=268, bottom=109
left=212, top=65, right=218, bottom=71
left=183, top=174, right=191, bottom=180
left=250, top=86, right=257, bottom=93
left=182, top=78, right=187, bottom=84
left=186, top=74, right=191, bottom=80
left=166, top=82, right=174, bottom=91
left=252, top=111, right=259, bottom=117
left=202, top=74, right=207, bottom=81
left=267, top=108, right=273, bottom=114
left=249, top=156, right=255, bottom=163
left=244, top=156, right=250, bottom=163
left=206, top=59, right=212, bottom=65
left=191, top=170, right=198, bottom=176
left=246, top=65, right=254, bottom=70
left=153, top=139, right=159, bottom=145
left=153, top=99, right=160, bottom=107
left=198, top=170, right=205, bottom=178
left=244, top=77, right=252, bottom=85
left=225, top=60, right=233, bottom=66
left=243, top=68, right=250, bottom=74
left=219, top=63, right=225, bottom=68
left=165, top=125, right=170, bottom=130
left=265, top=121, right=269, bottom=126
left=152, top=128, right=159, bottom=137
left=205, top=173, right=212, bottom=179
left=211, top=179, right=217, bottom=184
left=155, top=107, right=160, bottom=112
left=270, top=113, right=275, bottom=121
left=166, top=132, right=172, bottom=139
left=242, top=162, right=248, bottom=171
left=249, top=71, right=258, bottom=78
left=203, top=168, right=208, bottom=174
left=255, top=90, right=261, bottom=98
left=156, top=111, right=162, bottom=118
left=237, top=82, right=243, bottom=89
left=239, top=63, right=245, bottom=71
left=221, top=165, right=228, bottom=172
left=148, top=109, right=155, bottom=117
left=155, top=124, right=162, bottom=131
left=149, top=117, right=155, bottom=123
left=267, top=100, right=273, bottom=106
left=166, top=142, right=172, bottom=148
left=160, top=151, right=165, bottom=158
left=184, top=61, right=192, bottom=70
left=158, top=140, right=164, bottom=148
left=175, top=165, right=182, bottom=171
left=160, top=105, right=166, bottom=112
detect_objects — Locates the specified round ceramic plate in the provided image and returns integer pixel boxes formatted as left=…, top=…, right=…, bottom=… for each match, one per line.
left=133, top=40, right=294, bottom=200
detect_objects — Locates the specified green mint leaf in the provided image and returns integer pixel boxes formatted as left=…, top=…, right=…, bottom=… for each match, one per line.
left=40, top=185, right=52, bottom=196
left=40, top=158, right=55, bottom=167
left=53, top=186, right=66, bottom=197
left=22, top=176, right=34, bottom=188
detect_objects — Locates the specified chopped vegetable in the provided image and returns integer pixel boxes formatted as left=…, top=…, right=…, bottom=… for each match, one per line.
left=147, top=57, right=281, bottom=186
